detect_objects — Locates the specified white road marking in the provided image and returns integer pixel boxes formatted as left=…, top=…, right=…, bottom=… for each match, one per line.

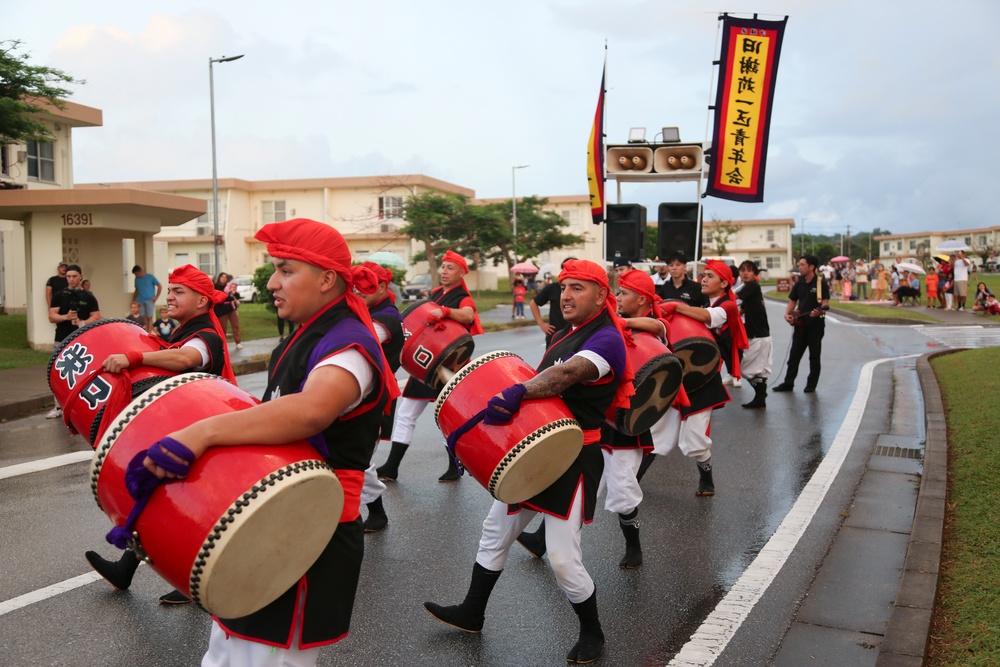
left=668, top=355, right=905, bottom=666
left=0, top=450, right=92, bottom=481
left=0, top=572, right=103, bottom=617
left=913, top=324, right=1000, bottom=349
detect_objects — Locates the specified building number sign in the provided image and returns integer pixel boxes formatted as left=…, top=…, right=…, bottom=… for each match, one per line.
left=62, top=213, right=94, bottom=226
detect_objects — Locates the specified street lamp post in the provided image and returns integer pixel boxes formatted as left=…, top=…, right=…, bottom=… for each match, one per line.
left=511, top=164, right=529, bottom=260
left=209, top=54, right=244, bottom=276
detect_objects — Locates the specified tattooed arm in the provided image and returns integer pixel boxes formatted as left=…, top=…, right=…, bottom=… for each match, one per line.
left=522, top=354, right=600, bottom=400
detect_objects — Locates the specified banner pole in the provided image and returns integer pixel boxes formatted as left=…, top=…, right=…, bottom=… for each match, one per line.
left=697, top=14, right=724, bottom=267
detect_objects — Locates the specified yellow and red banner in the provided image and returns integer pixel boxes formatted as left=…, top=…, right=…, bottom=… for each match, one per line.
left=706, top=15, right=787, bottom=202
left=587, top=61, right=606, bottom=224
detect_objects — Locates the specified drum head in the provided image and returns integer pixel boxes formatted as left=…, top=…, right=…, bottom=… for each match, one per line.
left=491, top=419, right=582, bottom=504
left=672, top=337, right=721, bottom=392
left=616, top=354, right=683, bottom=436
left=424, top=335, right=475, bottom=391
left=400, top=298, right=430, bottom=319
left=197, top=465, right=343, bottom=619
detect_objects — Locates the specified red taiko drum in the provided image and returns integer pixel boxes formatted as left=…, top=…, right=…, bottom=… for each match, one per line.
left=400, top=299, right=475, bottom=391
left=611, top=331, right=683, bottom=436
left=434, top=351, right=582, bottom=504
left=89, top=373, right=344, bottom=619
left=48, top=319, right=175, bottom=447
left=665, top=313, right=721, bottom=392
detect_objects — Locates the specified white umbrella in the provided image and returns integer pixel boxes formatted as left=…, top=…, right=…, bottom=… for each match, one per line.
left=935, top=239, right=970, bottom=253
left=366, top=251, right=406, bottom=267
left=538, top=263, right=558, bottom=278
left=896, top=262, right=925, bottom=275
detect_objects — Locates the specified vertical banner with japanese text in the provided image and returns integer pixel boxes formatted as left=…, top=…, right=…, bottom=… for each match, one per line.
left=706, top=15, right=787, bottom=202
left=587, top=59, right=607, bottom=224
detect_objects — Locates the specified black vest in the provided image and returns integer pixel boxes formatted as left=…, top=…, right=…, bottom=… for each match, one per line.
left=168, top=312, right=227, bottom=376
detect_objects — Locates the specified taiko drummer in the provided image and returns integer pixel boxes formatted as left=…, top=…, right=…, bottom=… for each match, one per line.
left=424, top=259, right=633, bottom=664
left=138, top=219, right=398, bottom=667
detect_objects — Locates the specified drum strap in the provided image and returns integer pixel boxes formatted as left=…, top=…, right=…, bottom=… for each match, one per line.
left=106, top=437, right=195, bottom=549
left=443, top=384, right=528, bottom=475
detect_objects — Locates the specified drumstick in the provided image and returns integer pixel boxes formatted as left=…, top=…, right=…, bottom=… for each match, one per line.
left=438, top=366, right=457, bottom=385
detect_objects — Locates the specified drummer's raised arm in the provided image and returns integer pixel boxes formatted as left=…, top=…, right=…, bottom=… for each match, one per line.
left=623, top=316, right=667, bottom=341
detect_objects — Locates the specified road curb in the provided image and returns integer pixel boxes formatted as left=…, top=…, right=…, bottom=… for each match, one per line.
left=875, top=350, right=956, bottom=666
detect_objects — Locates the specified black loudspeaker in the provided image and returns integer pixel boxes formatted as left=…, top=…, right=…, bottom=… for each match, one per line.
left=657, top=203, right=699, bottom=261
left=605, top=204, right=647, bottom=262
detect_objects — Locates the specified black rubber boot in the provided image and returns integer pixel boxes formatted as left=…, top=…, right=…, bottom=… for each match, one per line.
left=696, top=458, right=715, bottom=497
left=438, top=455, right=460, bottom=483
left=567, top=589, right=606, bottom=664
left=85, top=549, right=141, bottom=590
left=158, top=589, right=191, bottom=605
left=516, top=522, right=546, bottom=559
left=364, top=495, right=388, bottom=533
left=741, top=378, right=767, bottom=409
left=376, top=441, right=409, bottom=481
left=635, top=452, right=656, bottom=483
left=618, top=510, right=642, bottom=569
left=772, top=381, right=794, bottom=392
left=423, top=562, right=502, bottom=633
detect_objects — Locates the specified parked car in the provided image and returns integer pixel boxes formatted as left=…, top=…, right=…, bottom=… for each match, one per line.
left=232, top=275, right=258, bottom=302
left=403, top=273, right=432, bottom=301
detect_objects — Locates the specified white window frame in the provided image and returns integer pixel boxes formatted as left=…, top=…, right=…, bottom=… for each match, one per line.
left=379, top=196, right=404, bottom=220
left=262, top=200, right=287, bottom=226
left=27, top=140, right=55, bottom=182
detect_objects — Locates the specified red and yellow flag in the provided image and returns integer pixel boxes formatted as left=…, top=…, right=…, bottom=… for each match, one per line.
left=706, top=15, right=788, bottom=202
left=587, top=61, right=606, bottom=224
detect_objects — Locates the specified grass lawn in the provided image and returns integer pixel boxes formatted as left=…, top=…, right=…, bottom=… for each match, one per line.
left=0, top=314, right=53, bottom=370
left=928, top=347, right=1000, bottom=665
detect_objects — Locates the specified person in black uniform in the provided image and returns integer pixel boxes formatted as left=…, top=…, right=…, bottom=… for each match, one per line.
left=49, top=264, right=102, bottom=343
left=86, top=264, right=236, bottom=604
left=424, top=259, right=633, bottom=664
left=736, top=260, right=772, bottom=408
left=352, top=262, right=404, bottom=532
left=137, top=219, right=398, bottom=667
left=656, top=251, right=710, bottom=306
left=530, top=256, right=575, bottom=346
left=772, top=255, right=830, bottom=393
left=376, top=250, right=483, bottom=482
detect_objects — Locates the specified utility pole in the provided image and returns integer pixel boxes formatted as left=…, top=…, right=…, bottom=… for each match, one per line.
left=846, top=225, right=851, bottom=258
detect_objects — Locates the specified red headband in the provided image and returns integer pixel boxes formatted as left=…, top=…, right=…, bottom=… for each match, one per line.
left=441, top=250, right=468, bottom=273
left=704, top=260, right=736, bottom=302
left=168, top=265, right=227, bottom=305
left=352, top=262, right=396, bottom=304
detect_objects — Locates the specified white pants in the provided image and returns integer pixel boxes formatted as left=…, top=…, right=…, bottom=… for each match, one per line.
left=598, top=448, right=643, bottom=515
left=389, top=397, right=430, bottom=444
left=202, top=622, right=321, bottom=667
left=741, top=337, right=773, bottom=380
left=360, top=461, right=386, bottom=504
left=476, top=486, right=594, bottom=604
left=649, top=408, right=712, bottom=462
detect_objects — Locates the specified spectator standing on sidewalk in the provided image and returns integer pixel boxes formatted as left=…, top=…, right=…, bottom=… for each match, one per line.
left=44, top=262, right=68, bottom=311
left=213, top=272, right=243, bottom=350
left=855, top=260, right=869, bottom=301
left=131, top=265, right=161, bottom=333
left=952, top=250, right=971, bottom=311
left=47, top=264, right=102, bottom=418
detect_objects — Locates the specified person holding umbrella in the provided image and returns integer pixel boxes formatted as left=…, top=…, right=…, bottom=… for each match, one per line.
left=952, top=250, right=972, bottom=310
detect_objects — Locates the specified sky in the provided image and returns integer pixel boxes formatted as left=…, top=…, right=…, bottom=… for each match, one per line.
left=9, top=0, right=998, bottom=238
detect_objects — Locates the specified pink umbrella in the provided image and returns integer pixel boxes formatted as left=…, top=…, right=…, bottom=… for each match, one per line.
left=510, top=261, right=539, bottom=274
left=831, top=255, right=849, bottom=262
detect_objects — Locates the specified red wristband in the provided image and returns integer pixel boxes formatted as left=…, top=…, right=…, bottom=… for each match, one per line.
left=125, top=350, right=144, bottom=368
left=439, top=306, right=451, bottom=319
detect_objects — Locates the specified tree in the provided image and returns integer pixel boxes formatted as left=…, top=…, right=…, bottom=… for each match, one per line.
left=707, top=218, right=739, bottom=256
left=0, top=40, right=83, bottom=144
left=400, top=191, right=587, bottom=285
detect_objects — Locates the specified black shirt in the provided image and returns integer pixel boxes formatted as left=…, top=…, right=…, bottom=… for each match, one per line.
left=46, top=275, right=68, bottom=298
left=739, top=280, right=770, bottom=339
left=789, top=273, right=831, bottom=326
left=658, top=277, right=709, bottom=306
left=532, top=281, right=566, bottom=340
left=50, top=288, right=100, bottom=342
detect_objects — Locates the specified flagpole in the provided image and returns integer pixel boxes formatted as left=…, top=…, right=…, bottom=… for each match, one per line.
left=601, top=41, right=608, bottom=267
left=697, top=14, right=725, bottom=267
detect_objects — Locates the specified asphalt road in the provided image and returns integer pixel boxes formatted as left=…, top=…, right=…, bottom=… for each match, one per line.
left=0, top=304, right=961, bottom=666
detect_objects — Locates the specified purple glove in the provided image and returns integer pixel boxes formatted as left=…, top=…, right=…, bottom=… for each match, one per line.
left=484, top=384, right=527, bottom=426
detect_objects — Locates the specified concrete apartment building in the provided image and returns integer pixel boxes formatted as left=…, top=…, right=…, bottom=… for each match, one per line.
left=701, top=217, right=796, bottom=274
left=874, top=227, right=1000, bottom=266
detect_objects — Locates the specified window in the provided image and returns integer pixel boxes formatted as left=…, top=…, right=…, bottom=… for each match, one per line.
left=27, top=140, right=55, bottom=182
left=560, top=209, right=580, bottom=225
left=197, top=253, right=214, bottom=276
left=964, top=237, right=972, bottom=245
left=379, top=196, right=404, bottom=220
left=883, top=242, right=890, bottom=252
left=765, top=256, right=781, bottom=269
left=197, top=200, right=226, bottom=224
left=909, top=240, right=916, bottom=250
left=897, top=241, right=903, bottom=250
left=262, top=200, right=286, bottom=225
left=979, top=235, right=987, bottom=246
left=1, top=145, right=9, bottom=175
left=766, top=229, right=775, bottom=242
